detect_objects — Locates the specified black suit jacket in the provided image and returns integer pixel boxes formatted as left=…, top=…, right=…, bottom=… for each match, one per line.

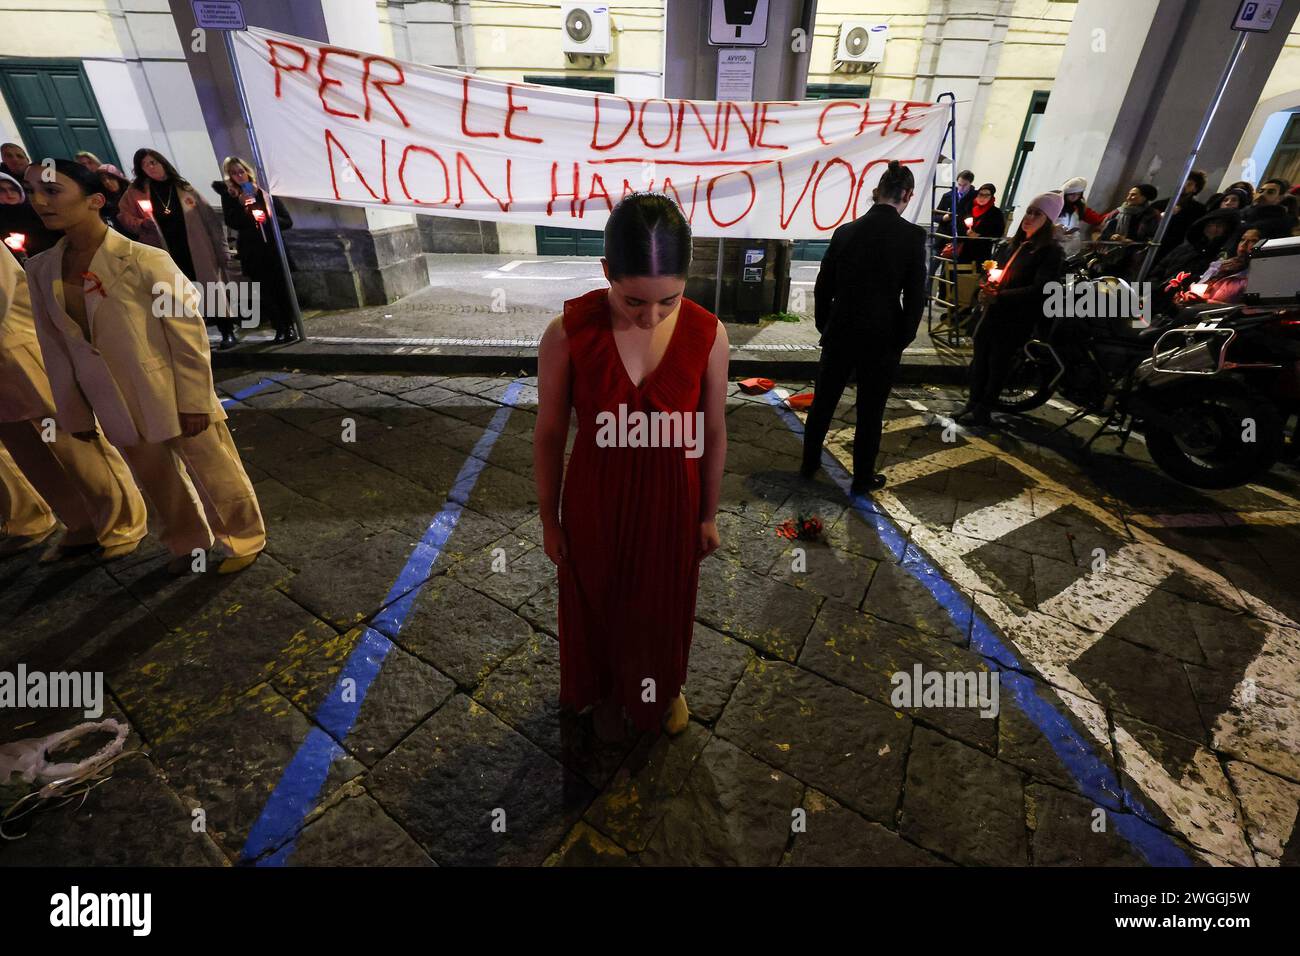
left=814, top=203, right=928, bottom=353
left=934, top=186, right=975, bottom=229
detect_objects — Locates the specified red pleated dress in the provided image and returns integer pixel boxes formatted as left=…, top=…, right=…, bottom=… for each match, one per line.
left=557, top=287, right=719, bottom=732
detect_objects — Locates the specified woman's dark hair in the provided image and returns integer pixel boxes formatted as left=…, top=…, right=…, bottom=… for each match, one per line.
left=603, top=191, right=692, bottom=280
left=877, top=161, right=915, bottom=202
left=131, top=148, right=191, bottom=191
left=53, top=158, right=110, bottom=202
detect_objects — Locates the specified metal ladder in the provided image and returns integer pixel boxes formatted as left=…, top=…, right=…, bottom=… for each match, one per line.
left=926, top=92, right=964, bottom=347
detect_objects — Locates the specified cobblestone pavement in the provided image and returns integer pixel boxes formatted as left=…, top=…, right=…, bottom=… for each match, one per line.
left=1, top=370, right=1297, bottom=867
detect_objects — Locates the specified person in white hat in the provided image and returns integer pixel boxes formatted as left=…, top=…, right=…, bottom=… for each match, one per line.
left=1055, top=177, right=1103, bottom=256
left=958, top=191, right=1066, bottom=427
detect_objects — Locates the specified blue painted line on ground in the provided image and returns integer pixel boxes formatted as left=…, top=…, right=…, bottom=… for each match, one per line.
left=764, top=391, right=1191, bottom=866
left=220, top=373, right=288, bottom=408
left=239, top=380, right=526, bottom=864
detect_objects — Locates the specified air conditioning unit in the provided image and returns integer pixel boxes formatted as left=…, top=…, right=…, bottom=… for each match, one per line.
left=561, top=4, right=612, bottom=56
left=835, top=21, right=887, bottom=71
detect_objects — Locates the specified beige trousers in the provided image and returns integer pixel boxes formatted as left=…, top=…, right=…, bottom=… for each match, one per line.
left=0, top=442, right=54, bottom=537
left=0, top=419, right=146, bottom=547
left=117, top=420, right=265, bottom=559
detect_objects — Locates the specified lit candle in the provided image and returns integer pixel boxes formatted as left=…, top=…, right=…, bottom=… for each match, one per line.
left=251, top=208, right=266, bottom=224
left=138, top=198, right=153, bottom=217
left=3, top=232, right=26, bottom=252
left=964, top=217, right=974, bottom=229
left=1190, top=282, right=1208, bottom=297
left=987, top=268, right=1003, bottom=283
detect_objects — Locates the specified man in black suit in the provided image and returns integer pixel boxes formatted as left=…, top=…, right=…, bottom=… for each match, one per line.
left=801, top=161, right=928, bottom=496
left=934, top=168, right=975, bottom=232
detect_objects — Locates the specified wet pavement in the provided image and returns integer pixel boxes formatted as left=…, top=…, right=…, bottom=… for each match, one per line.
left=209, top=254, right=971, bottom=381
left=1, top=370, right=1297, bottom=867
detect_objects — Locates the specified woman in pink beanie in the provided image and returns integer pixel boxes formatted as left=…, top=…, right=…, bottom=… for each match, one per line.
left=958, top=191, right=1065, bottom=426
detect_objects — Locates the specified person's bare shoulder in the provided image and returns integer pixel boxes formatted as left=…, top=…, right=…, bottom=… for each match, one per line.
left=711, top=315, right=729, bottom=350
left=541, top=314, right=568, bottom=347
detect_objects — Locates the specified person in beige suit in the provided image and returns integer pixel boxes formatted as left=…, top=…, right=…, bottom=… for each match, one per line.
left=0, top=242, right=146, bottom=562
left=24, top=159, right=264, bottom=575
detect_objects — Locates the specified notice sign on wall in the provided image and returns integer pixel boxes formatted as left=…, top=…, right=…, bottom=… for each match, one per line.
left=716, top=49, right=755, bottom=101
left=191, top=0, right=246, bottom=30
left=231, top=26, right=947, bottom=239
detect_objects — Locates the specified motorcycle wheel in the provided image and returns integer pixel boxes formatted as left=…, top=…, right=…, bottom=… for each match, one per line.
left=1144, top=385, right=1285, bottom=489
left=991, top=346, right=1057, bottom=413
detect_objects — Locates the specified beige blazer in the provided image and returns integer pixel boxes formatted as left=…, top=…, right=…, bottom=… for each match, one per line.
left=0, top=244, right=56, bottom=422
left=119, top=181, right=230, bottom=287
left=25, top=228, right=226, bottom=446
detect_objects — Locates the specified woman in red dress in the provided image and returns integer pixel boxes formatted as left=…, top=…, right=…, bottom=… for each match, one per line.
left=534, top=193, right=729, bottom=742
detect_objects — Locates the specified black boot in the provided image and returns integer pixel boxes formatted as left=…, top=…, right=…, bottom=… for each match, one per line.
left=218, top=329, right=238, bottom=350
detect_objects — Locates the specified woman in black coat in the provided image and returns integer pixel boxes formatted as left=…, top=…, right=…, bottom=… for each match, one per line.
left=213, top=157, right=298, bottom=343
left=958, top=192, right=1066, bottom=426
left=956, top=182, right=1006, bottom=264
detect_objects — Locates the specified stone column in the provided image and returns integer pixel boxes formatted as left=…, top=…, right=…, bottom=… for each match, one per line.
left=664, top=0, right=817, bottom=321
left=1017, top=0, right=1299, bottom=215
left=387, top=0, right=499, bottom=255
left=167, top=0, right=431, bottom=308
left=910, top=0, right=1015, bottom=166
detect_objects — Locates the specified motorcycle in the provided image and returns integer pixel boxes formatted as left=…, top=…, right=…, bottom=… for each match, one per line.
left=985, top=266, right=1300, bottom=489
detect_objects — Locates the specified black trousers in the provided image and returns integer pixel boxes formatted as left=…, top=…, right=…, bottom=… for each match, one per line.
left=245, top=252, right=296, bottom=335
left=968, top=313, right=1034, bottom=409
left=801, top=342, right=903, bottom=483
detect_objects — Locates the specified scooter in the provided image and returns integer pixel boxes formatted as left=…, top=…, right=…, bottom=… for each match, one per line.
left=987, top=243, right=1300, bottom=489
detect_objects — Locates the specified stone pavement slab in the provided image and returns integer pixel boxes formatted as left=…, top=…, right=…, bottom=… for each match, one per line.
left=1, top=371, right=1296, bottom=867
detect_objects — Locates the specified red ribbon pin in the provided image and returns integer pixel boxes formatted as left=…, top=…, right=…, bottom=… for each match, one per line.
left=81, top=272, right=106, bottom=299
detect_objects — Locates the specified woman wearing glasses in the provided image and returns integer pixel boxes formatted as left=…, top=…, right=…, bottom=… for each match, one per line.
left=957, top=192, right=1065, bottom=427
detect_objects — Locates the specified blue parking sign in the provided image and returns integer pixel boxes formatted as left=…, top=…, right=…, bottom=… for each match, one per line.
left=1232, top=0, right=1282, bottom=32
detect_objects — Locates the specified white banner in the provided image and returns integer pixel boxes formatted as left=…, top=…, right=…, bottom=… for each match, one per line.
left=232, top=27, right=949, bottom=240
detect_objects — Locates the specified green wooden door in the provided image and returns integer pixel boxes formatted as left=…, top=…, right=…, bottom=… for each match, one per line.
left=0, top=60, right=120, bottom=168
left=527, top=74, right=613, bottom=256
